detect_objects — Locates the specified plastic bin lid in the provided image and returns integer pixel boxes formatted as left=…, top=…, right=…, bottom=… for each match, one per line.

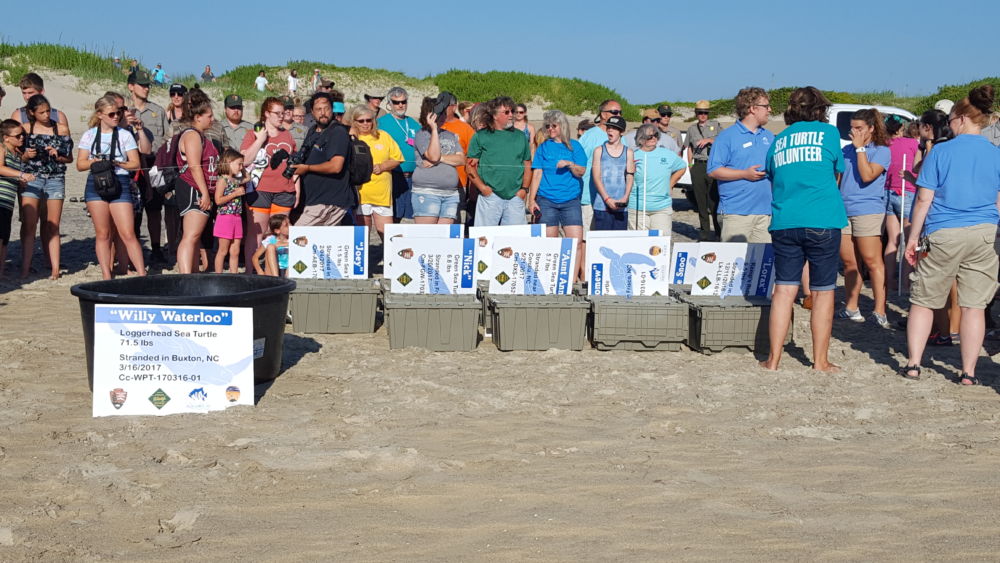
left=383, top=294, right=480, bottom=309
left=291, top=278, right=381, bottom=294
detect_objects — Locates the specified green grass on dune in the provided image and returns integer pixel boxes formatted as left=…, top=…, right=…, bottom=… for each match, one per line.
left=2, top=43, right=998, bottom=121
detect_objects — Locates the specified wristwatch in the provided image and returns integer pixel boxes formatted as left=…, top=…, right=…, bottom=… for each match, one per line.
left=856, top=146, right=867, bottom=154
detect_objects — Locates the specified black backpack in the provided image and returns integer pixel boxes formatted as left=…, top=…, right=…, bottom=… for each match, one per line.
left=149, top=128, right=192, bottom=194
left=346, top=131, right=373, bottom=187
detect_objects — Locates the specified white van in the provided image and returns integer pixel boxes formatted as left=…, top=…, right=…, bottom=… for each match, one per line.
left=827, top=104, right=917, bottom=147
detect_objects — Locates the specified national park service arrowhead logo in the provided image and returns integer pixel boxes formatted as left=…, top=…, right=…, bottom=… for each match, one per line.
left=696, top=276, right=712, bottom=290
left=292, top=260, right=308, bottom=274
left=148, top=388, right=171, bottom=410
left=396, top=273, right=412, bottom=286
left=477, top=260, right=488, bottom=274
left=495, top=271, right=510, bottom=285
left=109, top=388, right=127, bottom=410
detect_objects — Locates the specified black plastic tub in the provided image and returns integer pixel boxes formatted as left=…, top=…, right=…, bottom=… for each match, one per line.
left=71, top=274, right=296, bottom=388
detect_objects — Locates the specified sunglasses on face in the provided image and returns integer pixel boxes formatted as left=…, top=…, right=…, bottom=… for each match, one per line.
left=603, top=109, right=622, bottom=115
left=6, top=132, right=25, bottom=139
left=355, top=118, right=373, bottom=123
left=545, top=123, right=559, bottom=129
left=696, top=110, right=709, bottom=115
left=390, top=99, right=407, bottom=105
left=659, top=113, right=673, bottom=118
left=170, top=91, right=185, bottom=97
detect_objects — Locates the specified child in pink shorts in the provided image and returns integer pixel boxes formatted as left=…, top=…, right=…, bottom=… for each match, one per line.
left=213, top=149, right=248, bottom=273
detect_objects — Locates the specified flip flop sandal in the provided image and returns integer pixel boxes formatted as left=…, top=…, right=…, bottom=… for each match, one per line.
left=899, top=365, right=921, bottom=380
left=959, top=373, right=980, bottom=386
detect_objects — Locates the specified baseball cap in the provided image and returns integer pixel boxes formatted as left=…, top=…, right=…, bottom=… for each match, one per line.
left=605, top=116, right=627, bottom=132
left=364, top=92, right=385, bottom=101
left=332, top=102, right=346, bottom=114
left=641, top=108, right=659, bottom=121
left=280, top=96, right=294, bottom=110
left=934, top=99, right=954, bottom=114
left=657, top=104, right=673, bottom=117
left=128, top=70, right=152, bottom=86
left=168, top=83, right=187, bottom=96
left=434, top=91, right=457, bottom=114
left=224, top=94, right=243, bottom=108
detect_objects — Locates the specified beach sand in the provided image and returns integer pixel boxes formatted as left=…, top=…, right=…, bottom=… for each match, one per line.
left=1, top=73, right=1000, bottom=561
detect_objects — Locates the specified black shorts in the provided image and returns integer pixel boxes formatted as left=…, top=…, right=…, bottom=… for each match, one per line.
left=245, top=190, right=295, bottom=212
left=174, top=178, right=210, bottom=217
left=0, top=207, right=12, bottom=244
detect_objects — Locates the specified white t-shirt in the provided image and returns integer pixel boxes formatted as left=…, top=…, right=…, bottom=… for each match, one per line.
left=287, top=75, right=298, bottom=92
left=255, top=76, right=268, bottom=92
left=78, top=127, right=139, bottom=176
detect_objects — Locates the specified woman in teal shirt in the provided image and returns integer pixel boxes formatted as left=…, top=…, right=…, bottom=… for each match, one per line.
left=900, top=85, right=1000, bottom=385
left=629, top=124, right=685, bottom=231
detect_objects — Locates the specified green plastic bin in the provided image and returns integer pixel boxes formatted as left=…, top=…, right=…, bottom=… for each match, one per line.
left=673, top=290, right=791, bottom=355
left=488, top=295, right=590, bottom=351
left=290, top=279, right=382, bottom=334
left=588, top=296, right=687, bottom=351
left=384, top=294, right=481, bottom=351
left=477, top=280, right=492, bottom=336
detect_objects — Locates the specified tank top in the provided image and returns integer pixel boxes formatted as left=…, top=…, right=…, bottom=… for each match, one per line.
left=217, top=178, right=243, bottom=215
left=177, top=129, right=219, bottom=188
left=0, top=149, right=21, bottom=211
left=599, top=142, right=628, bottom=203
left=24, top=120, right=73, bottom=176
left=18, top=107, right=61, bottom=124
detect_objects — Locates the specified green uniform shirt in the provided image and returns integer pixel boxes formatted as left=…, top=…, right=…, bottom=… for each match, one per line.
left=467, top=128, right=531, bottom=200
left=223, top=120, right=254, bottom=150
left=660, top=124, right=683, bottom=155
left=131, top=101, right=168, bottom=152
left=686, top=119, right=721, bottom=161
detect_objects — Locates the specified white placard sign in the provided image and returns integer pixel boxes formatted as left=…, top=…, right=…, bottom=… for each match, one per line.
left=384, top=237, right=476, bottom=294
left=739, top=243, right=776, bottom=298
left=288, top=226, right=368, bottom=279
left=92, top=305, right=254, bottom=417
left=587, top=229, right=664, bottom=240
left=384, top=223, right=464, bottom=240
left=690, top=242, right=749, bottom=297
left=488, top=236, right=576, bottom=295
left=587, top=236, right=671, bottom=296
left=670, top=242, right=700, bottom=285
left=469, top=224, right=546, bottom=282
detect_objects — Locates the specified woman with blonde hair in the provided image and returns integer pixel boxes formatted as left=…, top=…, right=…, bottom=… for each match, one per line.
left=346, top=105, right=401, bottom=236
left=76, top=95, right=145, bottom=279
left=900, top=85, right=1000, bottom=385
left=526, top=110, right=587, bottom=238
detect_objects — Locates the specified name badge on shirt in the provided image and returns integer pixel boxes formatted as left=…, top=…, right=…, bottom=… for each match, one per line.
left=742, top=141, right=753, bottom=148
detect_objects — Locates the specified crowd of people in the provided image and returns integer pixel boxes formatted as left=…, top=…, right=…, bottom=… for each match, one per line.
left=1, top=67, right=999, bottom=383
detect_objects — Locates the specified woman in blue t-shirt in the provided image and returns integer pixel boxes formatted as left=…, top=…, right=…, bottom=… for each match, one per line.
left=900, top=85, right=1000, bottom=385
left=527, top=110, right=587, bottom=238
left=837, top=109, right=892, bottom=328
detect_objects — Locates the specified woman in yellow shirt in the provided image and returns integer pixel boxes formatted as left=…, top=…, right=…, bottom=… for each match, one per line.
left=346, top=106, right=401, bottom=237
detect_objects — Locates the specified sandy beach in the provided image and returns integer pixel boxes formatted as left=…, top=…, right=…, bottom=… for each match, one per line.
left=2, top=73, right=1000, bottom=561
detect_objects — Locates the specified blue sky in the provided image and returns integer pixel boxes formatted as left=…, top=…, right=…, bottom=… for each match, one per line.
left=4, top=0, right=995, bottom=104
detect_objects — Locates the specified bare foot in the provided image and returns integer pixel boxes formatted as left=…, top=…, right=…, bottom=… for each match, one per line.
left=812, top=362, right=841, bottom=373
left=759, top=360, right=779, bottom=371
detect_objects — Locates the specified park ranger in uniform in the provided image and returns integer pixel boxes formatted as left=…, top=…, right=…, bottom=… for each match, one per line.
left=686, top=99, right=722, bottom=241
left=655, top=104, right=684, bottom=157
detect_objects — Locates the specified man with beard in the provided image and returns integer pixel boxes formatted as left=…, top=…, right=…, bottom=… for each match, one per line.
left=287, top=92, right=352, bottom=226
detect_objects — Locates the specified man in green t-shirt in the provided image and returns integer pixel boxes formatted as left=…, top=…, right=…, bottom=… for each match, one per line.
left=467, top=96, right=532, bottom=226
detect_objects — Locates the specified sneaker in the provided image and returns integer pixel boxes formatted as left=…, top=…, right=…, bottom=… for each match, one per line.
left=951, top=332, right=961, bottom=345
left=928, top=333, right=953, bottom=346
left=836, top=308, right=865, bottom=322
left=872, top=312, right=891, bottom=329
left=150, top=248, right=167, bottom=264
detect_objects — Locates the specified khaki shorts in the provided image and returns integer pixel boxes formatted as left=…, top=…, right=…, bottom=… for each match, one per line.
left=842, top=213, right=884, bottom=237
left=627, top=208, right=672, bottom=232
left=720, top=214, right=772, bottom=243
left=581, top=204, right=594, bottom=234
left=910, top=223, right=999, bottom=310
left=297, top=204, right=347, bottom=226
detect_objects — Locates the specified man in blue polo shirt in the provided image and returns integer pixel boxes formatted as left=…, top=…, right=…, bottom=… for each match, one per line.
left=708, top=87, right=775, bottom=243
left=378, top=86, right=420, bottom=222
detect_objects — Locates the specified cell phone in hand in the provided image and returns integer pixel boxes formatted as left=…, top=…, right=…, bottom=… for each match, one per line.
left=531, top=208, right=542, bottom=224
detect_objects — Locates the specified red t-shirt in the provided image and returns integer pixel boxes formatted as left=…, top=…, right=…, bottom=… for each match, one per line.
left=241, top=128, right=297, bottom=193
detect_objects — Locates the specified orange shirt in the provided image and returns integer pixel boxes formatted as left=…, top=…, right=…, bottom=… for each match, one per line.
left=442, top=119, right=474, bottom=187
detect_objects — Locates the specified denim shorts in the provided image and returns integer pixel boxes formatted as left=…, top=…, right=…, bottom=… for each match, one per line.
left=537, top=195, right=583, bottom=227
left=412, top=190, right=459, bottom=219
left=885, top=190, right=915, bottom=220
left=83, top=173, right=134, bottom=205
left=22, top=175, right=66, bottom=200
left=771, top=227, right=842, bottom=291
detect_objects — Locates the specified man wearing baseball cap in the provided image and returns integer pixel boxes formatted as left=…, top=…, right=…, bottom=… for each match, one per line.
left=222, top=94, right=253, bottom=150
left=655, top=104, right=684, bottom=156
left=622, top=108, right=658, bottom=147
left=686, top=99, right=722, bottom=240
left=364, top=92, right=384, bottom=118
left=624, top=107, right=681, bottom=155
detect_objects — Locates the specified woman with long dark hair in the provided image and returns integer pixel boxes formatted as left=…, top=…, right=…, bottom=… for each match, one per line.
left=837, top=108, right=892, bottom=328
left=901, top=86, right=1000, bottom=384
left=20, top=94, right=72, bottom=279
left=173, top=88, right=218, bottom=274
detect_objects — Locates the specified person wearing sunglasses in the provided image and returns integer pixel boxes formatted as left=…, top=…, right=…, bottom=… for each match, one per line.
left=467, top=97, right=531, bottom=226
left=578, top=99, right=623, bottom=232
left=623, top=107, right=680, bottom=155
left=0, top=119, right=35, bottom=278
left=527, top=110, right=587, bottom=253
left=411, top=97, right=465, bottom=225
left=512, top=103, right=536, bottom=154
left=166, top=83, right=187, bottom=128
left=686, top=99, right=722, bottom=241
left=707, top=87, right=774, bottom=244
left=900, top=85, right=1000, bottom=385
left=349, top=105, right=402, bottom=236
left=378, top=87, right=420, bottom=222
left=76, top=95, right=145, bottom=280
